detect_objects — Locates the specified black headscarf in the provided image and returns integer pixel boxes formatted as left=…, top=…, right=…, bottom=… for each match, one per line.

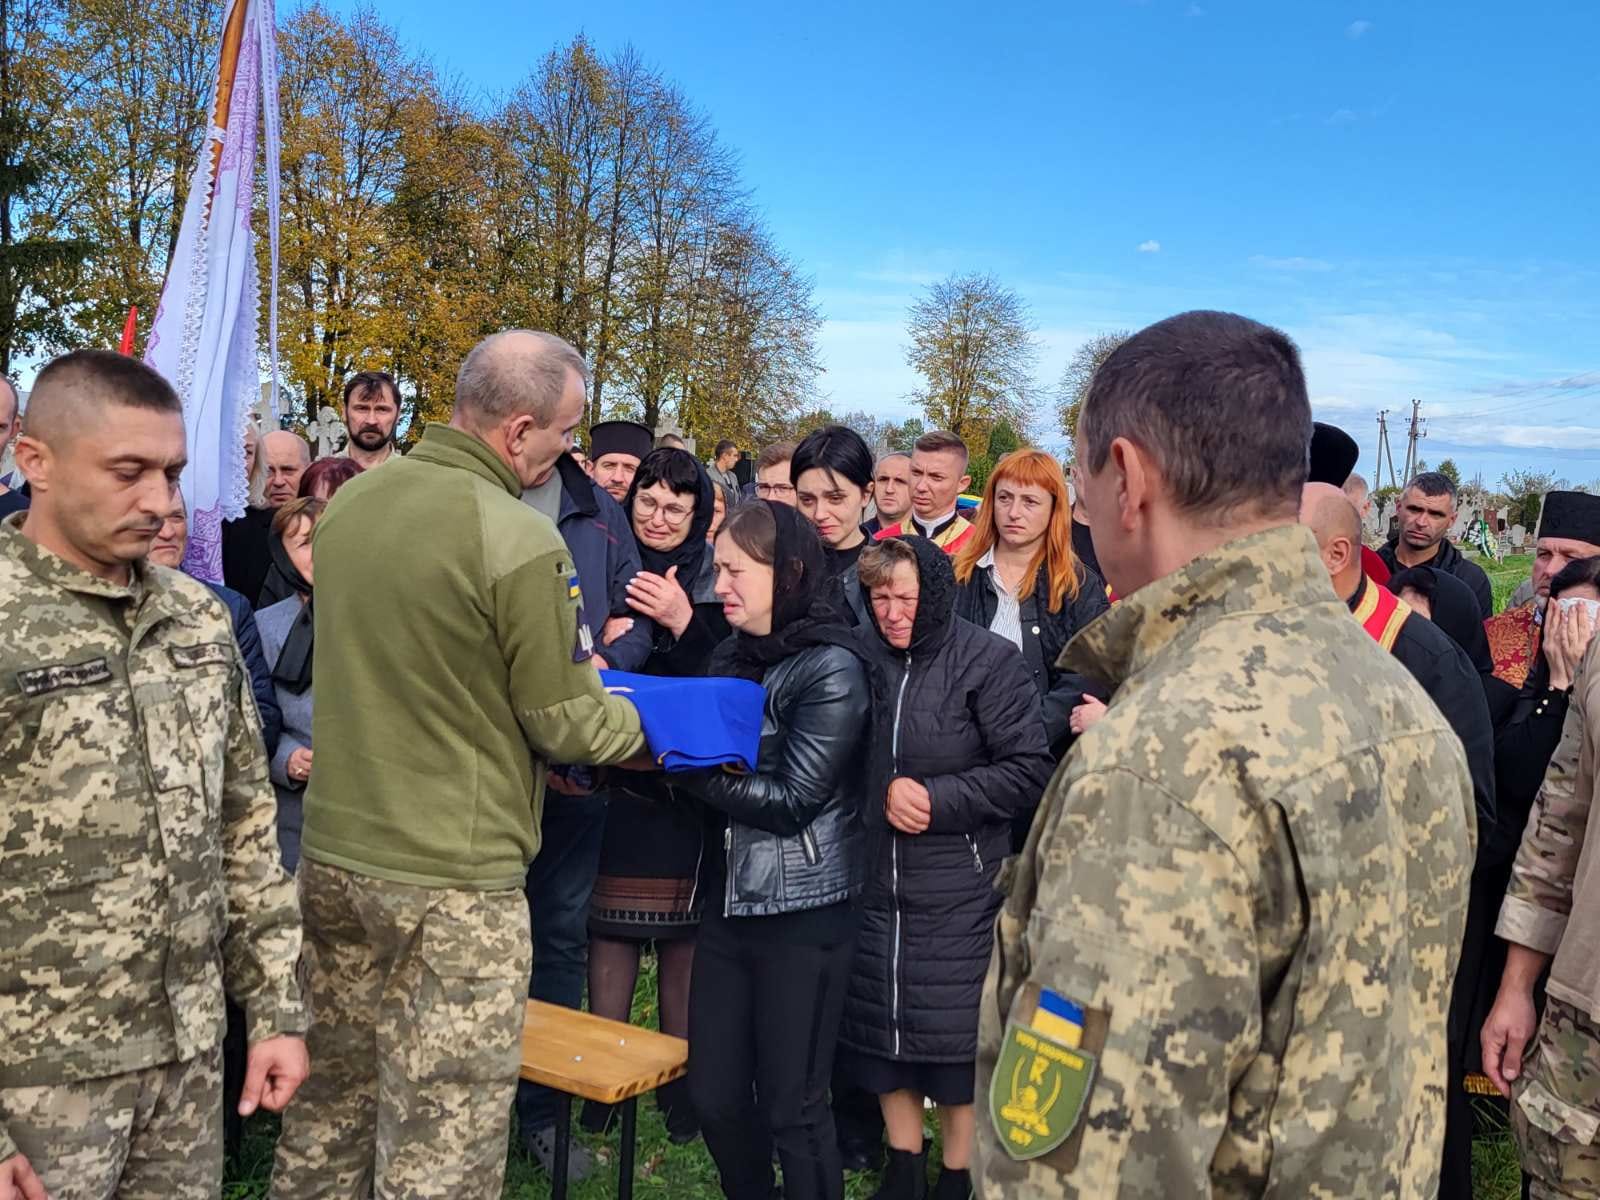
left=269, top=531, right=316, bottom=694
left=625, top=448, right=716, bottom=589
left=864, top=534, right=957, bottom=656
left=1388, top=566, right=1494, bottom=678
left=709, top=501, right=852, bottom=682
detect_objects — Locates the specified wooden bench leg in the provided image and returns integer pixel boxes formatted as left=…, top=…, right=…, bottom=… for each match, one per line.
left=553, top=1097, right=571, bottom=1200
left=618, top=1096, right=639, bottom=1200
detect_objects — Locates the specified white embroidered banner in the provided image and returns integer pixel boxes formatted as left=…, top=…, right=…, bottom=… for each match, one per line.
left=145, top=0, right=281, bottom=582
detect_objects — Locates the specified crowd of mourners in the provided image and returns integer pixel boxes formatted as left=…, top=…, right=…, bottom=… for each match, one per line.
left=2, top=311, right=1599, bottom=1200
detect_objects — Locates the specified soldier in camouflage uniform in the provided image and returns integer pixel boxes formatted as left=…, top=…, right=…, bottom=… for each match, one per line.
left=269, top=332, right=644, bottom=1200
left=0, top=351, right=306, bottom=1200
left=1483, top=633, right=1600, bottom=1198
left=974, top=312, right=1476, bottom=1198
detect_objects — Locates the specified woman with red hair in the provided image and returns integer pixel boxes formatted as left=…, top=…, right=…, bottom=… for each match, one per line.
left=953, top=450, right=1109, bottom=844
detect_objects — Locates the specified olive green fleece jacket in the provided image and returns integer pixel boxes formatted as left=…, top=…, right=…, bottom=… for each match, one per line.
left=301, top=423, right=644, bottom=890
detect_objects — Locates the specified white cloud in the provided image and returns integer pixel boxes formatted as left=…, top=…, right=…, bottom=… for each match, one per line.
left=1346, top=19, right=1372, bottom=38
left=1327, top=108, right=1361, bottom=126
left=1137, top=240, right=1161, bottom=253
left=1250, top=255, right=1334, bottom=272
left=1186, top=3, right=1205, bottom=15
left=1430, top=424, right=1600, bottom=452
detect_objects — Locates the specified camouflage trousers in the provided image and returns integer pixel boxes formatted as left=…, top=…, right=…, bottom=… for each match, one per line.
left=270, top=859, right=532, bottom=1200
left=0, top=1044, right=222, bottom=1200
left=1513, top=996, right=1600, bottom=1198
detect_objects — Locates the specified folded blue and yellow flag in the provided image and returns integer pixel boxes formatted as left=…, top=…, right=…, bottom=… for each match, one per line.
left=598, top=670, right=767, bottom=772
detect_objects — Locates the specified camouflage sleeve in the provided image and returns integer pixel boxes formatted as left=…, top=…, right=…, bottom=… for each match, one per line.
left=220, top=640, right=307, bottom=1042
left=495, top=547, right=643, bottom=766
left=983, top=768, right=1259, bottom=1194
left=1498, top=647, right=1594, bottom=954
left=0, top=1122, right=16, bottom=1164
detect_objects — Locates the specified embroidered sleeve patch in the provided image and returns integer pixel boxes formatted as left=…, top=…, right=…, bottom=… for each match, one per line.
left=169, top=642, right=233, bottom=670
left=990, top=994, right=1098, bottom=1161
left=17, top=658, right=113, bottom=697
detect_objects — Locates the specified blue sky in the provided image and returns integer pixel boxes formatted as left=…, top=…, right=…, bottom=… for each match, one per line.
left=331, top=0, right=1600, bottom=489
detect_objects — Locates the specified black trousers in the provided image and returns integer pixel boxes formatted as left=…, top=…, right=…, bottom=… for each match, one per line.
left=688, top=913, right=853, bottom=1200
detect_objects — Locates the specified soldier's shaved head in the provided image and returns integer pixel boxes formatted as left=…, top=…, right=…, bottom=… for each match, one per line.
left=1300, top=481, right=1362, bottom=549
left=22, top=350, right=181, bottom=447
left=450, top=329, right=588, bottom=488
left=12, top=350, right=186, bottom=583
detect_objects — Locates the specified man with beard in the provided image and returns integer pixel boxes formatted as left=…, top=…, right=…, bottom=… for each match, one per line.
left=588, top=420, right=653, bottom=505
left=338, top=371, right=402, bottom=469
left=1378, top=470, right=1493, bottom=618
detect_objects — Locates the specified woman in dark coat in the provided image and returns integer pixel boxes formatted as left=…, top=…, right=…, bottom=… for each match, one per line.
left=953, top=449, right=1109, bottom=847
left=678, top=500, right=871, bottom=1200
left=841, top=535, right=1055, bottom=1200
left=585, top=448, right=725, bottom=1141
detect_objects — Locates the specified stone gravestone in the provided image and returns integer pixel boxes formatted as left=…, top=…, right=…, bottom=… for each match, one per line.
left=654, top=415, right=695, bottom=457
left=1510, top=525, right=1528, bottom=551
left=308, top=405, right=348, bottom=458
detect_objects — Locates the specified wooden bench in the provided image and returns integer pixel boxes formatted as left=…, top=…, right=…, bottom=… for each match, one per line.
left=519, top=999, right=689, bottom=1200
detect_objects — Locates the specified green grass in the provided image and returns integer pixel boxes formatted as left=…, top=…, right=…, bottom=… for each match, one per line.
left=223, top=951, right=886, bottom=1199
left=1474, top=552, right=1533, bottom=614
left=220, top=948, right=1526, bottom=1198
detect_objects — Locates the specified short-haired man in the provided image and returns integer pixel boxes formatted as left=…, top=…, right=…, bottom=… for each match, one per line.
left=874, top=430, right=974, bottom=554
left=656, top=432, right=687, bottom=450
left=1301, top=481, right=1498, bottom=1197
left=0, top=350, right=307, bottom=1200
left=514, top=437, right=653, bottom=1177
left=1379, top=470, right=1493, bottom=618
left=708, top=438, right=740, bottom=493
left=0, top=375, right=26, bottom=519
left=975, top=311, right=1474, bottom=1197
left=269, top=330, right=645, bottom=1200
left=261, top=430, right=310, bottom=508
left=588, top=419, right=653, bottom=505
left=339, top=370, right=402, bottom=469
left=863, top=451, right=911, bottom=537
left=1343, top=470, right=1371, bottom=520
left=754, top=441, right=797, bottom=505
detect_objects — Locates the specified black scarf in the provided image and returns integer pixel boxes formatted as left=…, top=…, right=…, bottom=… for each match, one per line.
left=625, top=449, right=716, bottom=590
left=269, top=533, right=316, bottom=694
left=710, top=501, right=854, bottom=682
left=1388, top=565, right=1494, bottom=679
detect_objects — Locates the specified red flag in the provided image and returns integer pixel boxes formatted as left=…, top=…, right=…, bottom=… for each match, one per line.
left=118, top=306, right=138, bottom=356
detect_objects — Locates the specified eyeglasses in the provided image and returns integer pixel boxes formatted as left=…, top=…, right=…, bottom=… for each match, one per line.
left=635, top=494, right=694, bottom=524
left=756, top=482, right=795, bottom=498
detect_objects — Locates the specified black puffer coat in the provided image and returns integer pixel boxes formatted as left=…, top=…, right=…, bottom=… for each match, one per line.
left=840, top=537, right=1054, bottom=1064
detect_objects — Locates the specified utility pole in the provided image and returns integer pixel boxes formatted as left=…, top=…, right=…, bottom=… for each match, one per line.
left=1402, top=398, right=1424, bottom=482
left=1376, top=410, right=1399, bottom=489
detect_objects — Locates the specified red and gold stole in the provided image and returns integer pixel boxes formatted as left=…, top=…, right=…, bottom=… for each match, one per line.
left=1353, top=577, right=1411, bottom=652
left=1485, top=602, right=1540, bottom=688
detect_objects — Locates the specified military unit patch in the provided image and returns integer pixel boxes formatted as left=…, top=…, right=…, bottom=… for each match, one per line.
left=990, top=988, right=1097, bottom=1161
left=17, top=657, right=112, bottom=697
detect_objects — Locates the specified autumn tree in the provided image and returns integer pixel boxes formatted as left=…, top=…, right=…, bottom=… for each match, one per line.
left=1056, top=330, right=1128, bottom=458
left=905, top=272, right=1036, bottom=453
left=0, top=0, right=90, bottom=372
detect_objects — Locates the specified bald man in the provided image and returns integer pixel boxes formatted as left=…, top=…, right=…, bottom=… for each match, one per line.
left=221, top=431, right=310, bottom=604
left=0, top=350, right=306, bottom=1200
left=260, top=430, right=310, bottom=507
left=1302, top=480, right=1495, bottom=1198
left=269, top=330, right=644, bottom=1200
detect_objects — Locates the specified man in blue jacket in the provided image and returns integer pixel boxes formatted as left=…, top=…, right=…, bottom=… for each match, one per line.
left=516, top=448, right=653, bottom=1176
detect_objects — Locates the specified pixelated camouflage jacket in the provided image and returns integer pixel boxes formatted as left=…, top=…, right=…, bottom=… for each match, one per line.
left=974, top=522, right=1476, bottom=1200
left=1498, top=635, right=1600, bottom=1019
left=0, top=515, right=305, bottom=1104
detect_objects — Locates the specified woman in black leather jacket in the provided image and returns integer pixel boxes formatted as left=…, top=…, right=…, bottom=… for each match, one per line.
left=680, top=500, right=871, bottom=1200
left=840, top=535, right=1054, bottom=1200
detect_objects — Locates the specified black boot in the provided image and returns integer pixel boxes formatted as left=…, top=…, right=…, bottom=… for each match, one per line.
left=931, top=1166, right=972, bottom=1200
left=871, top=1147, right=928, bottom=1200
